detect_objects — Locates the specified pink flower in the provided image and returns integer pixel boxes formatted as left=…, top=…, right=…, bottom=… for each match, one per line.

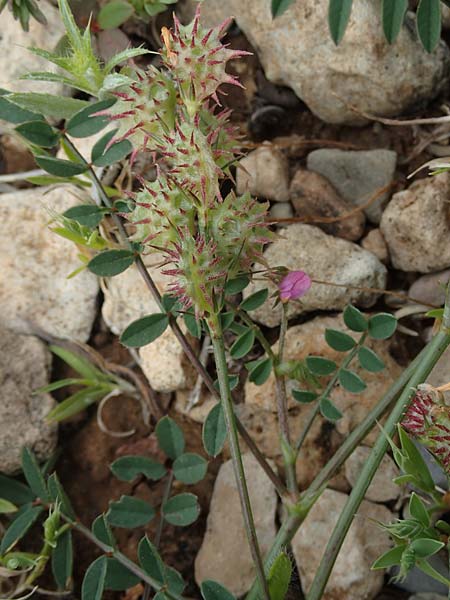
left=278, top=270, right=311, bottom=302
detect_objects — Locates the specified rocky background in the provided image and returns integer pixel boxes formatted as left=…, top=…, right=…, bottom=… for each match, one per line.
left=2, top=0, right=450, bottom=599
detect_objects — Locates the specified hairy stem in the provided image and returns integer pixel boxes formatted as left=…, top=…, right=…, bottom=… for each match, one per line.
left=62, top=135, right=285, bottom=498
left=307, top=329, right=450, bottom=600
left=208, top=314, right=270, bottom=600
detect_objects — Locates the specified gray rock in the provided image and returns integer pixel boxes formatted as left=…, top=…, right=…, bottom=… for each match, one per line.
left=290, top=168, right=365, bottom=241
left=292, top=488, right=394, bottom=600
left=195, top=453, right=277, bottom=596
left=243, top=224, right=387, bottom=327
left=196, top=0, right=450, bottom=125
left=269, top=202, right=293, bottom=221
left=0, top=326, right=57, bottom=474
left=345, top=446, right=400, bottom=503
left=380, top=173, right=450, bottom=273
left=307, top=149, right=397, bottom=223
left=442, top=5, right=450, bottom=29
left=0, top=1, right=66, bottom=94
left=410, top=594, right=447, bottom=600
left=0, top=186, right=99, bottom=341
left=409, top=269, right=450, bottom=307
left=236, top=143, right=290, bottom=202
left=394, top=556, right=448, bottom=596
left=361, top=229, right=389, bottom=264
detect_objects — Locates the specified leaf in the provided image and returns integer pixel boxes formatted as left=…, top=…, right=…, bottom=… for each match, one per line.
left=358, top=347, right=385, bottom=372
left=46, top=387, right=107, bottom=422
left=104, top=47, right=153, bottom=73
left=268, top=551, right=292, bottom=600
left=246, top=356, right=273, bottom=386
left=368, top=313, right=397, bottom=340
left=91, top=129, right=117, bottom=162
left=173, top=453, right=208, bottom=485
left=184, top=311, right=202, bottom=338
left=240, top=289, right=269, bottom=312
left=0, top=505, right=43, bottom=553
left=92, top=515, right=116, bottom=548
left=411, top=538, right=444, bottom=558
left=382, top=0, right=407, bottom=44
left=49, top=345, right=102, bottom=380
left=202, top=403, right=226, bottom=457
left=107, top=495, right=155, bottom=528
left=81, top=556, right=108, bottom=600
left=328, top=0, right=353, bottom=44
left=0, top=499, right=18, bottom=514
left=220, top=312, right=235, bottom=331
left=162, top=493, right=200, bottom=526
left=92, top=138, right=132, bottom=167
left=225, top=276, right=250, bottom=295
left=417, top=0, right=441, bottom=52
left=64, top=205, right=105, bottom=228
left=88, top=249, right=135, bottom=277
left=320, top=398, right=343, bottom=421
left=230, top=329, right=255, bottom=359
left=6, top=93, right=88, bottom=120
left=15, top=120, right=59, bottom=147
left=0, top=92, right=43, bottom=123
left=47, top=473, right=76, bottom=520
left=409, top=493, right=430, bottom=526
left=21, top=448, right=49, bottom=502
left=271, top=0, right=295, bottom=18
left=138, top=536, right=165, bottom=584
left=105, top=557, right=140, bottom=590
left=52, top=529, right=73, bottom=590
left=0, top=474, right=35, bottom=505
left=397, top=427, right=435, bottom=493
left=338, top=369, right=367, bottom=393
left=66, top=99, right=116, bottom=138
left=306, top=356, right=337, bottom=376
left=201, top=580, right=236, bottom=600
left=120, top=313, right=169, bottom=348
left=325, top=329, right=356, bottom=352
left=343, top=305, right=367, bottom=332
left=35, top=155, right=88, bottom=177
left=98, top=1, right=134, bottom=29
left=372, top=544, right=406, bottom=569
left=292, top=389, right=318, bottom=404
left=110, top=455, right=166, bottom=483
left=155, top=416, right=185, bottom=460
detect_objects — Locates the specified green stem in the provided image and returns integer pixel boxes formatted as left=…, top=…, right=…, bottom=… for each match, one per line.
left=208, top=314, right=270, bottom=600
left=307, top=329, right=450, bottom=600
left=244, top=341, right=435, bottom=600
left=62, top=135, right=285, bottom=500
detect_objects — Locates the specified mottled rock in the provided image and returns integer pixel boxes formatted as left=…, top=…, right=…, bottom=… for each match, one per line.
left=428, top=344, right=450, bottom=392
left=197, top=0, right=449, bottom=125
left=361, top=229, right=389, bottom=264
left=0, top=326, right=57, bottom=474
left=0, top=186, right=99, bottom=341
left=290, top=168, right=365, bottom=240
left=409, top=269, right=450, bottom=307
left=345, top=446, right=399, bottom=503
left=236, top=143, right=289, bottom=202
left=174, top=389, right=217, bottom=423
left=0, top=134, right=36, bottom=174
left=102, top=254, right=174, bottom=335
left=307, top=149, right=397, bottom=223
left=0, top=1, right=66, bottom=94
left=195, top=453, right=277, bottom=596
left=443, top=5, right=450, bottom=28
left=292, top=489, right=394, bottom=600
left=243, top=224, right=387, bottom=327
left=139, top=325, right=197, bottom=393
left=380, top=173, right=450, bottom=273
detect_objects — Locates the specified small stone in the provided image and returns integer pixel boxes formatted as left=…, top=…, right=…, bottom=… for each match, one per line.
left=0, top=186, right=99, bottom=341
left=195, top=453, right=277, bottom=596
left=345, top=446, right=400, bottom=503
left=102, top=254, right=174, bottom=335
left=0, top=134, right=36, bottom=174
left=174, top=389, right=217, bottom=423
left=195, top=0, right=450, bottom=125
left=409, top=269, right=450, bottom=307
left=442, top=5, right=450, bottom=29
left=97, top=28, right=131, bottom=63
left=0, top=1, right=66, bottom=94
left=0, top=326, right=57, bottom=474
left=236, top=143, right=289, bottom=202
left=307, top=149, right=397, bottom=223
left=380, top=173, right=450, bottom=273
left=243, top=224, right=387, bottom=327
left=292, top=488, right=394, bottom=600
left=139, top=326, right=198, bottom=393
left=361, top=229, right=389, bottom=264
left=269, top=202, right=293, bottom=221
left=290, top=168, right=365, bottom=241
